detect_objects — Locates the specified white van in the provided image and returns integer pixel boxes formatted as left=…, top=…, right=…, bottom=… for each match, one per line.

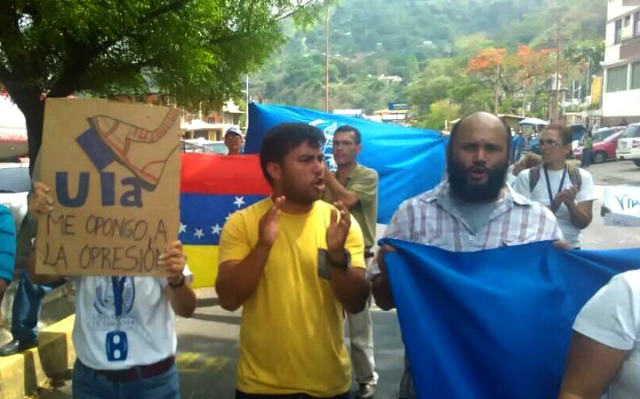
left=616, top=123, right=640, bottom=166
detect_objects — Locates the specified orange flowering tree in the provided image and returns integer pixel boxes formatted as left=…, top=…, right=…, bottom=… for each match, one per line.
left=466, top=46, right=556, bottom=114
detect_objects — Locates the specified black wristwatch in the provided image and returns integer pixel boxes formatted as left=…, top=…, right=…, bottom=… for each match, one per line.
left=168, top=275, right=186, bottom=289
left=328, top=250, right=351, bottom=271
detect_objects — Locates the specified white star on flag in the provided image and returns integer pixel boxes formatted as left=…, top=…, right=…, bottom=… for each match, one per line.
left=233, top=196, right=245, bottom=208
left=226, top=212, right=233, bottom=220
left=179, top=223, right=187, bottom=234
left=211, top=224, right=222, bottom=235
left=194, top=228, right=204, bottom=239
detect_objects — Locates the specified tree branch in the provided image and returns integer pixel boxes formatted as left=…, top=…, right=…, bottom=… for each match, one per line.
left=275, top=0, right=326, bottom=21
left=140, top=0, right=193, bottom=23
left=49, top=0, right=194, bottom=98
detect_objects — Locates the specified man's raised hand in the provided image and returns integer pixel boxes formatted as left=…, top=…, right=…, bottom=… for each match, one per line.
left=258, top=196, right=284, bottom=249
left=327, top=201, right=351, bottom=263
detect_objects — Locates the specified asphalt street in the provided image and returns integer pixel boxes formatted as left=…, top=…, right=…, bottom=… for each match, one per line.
left=39, top=159, right=640, bottom=399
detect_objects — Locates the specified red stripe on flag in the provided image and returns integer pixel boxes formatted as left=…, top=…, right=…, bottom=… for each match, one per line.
left=180, top=153, right=272, bottom=195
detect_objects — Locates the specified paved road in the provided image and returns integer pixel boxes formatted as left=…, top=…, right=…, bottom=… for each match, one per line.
left=39, top=291, right=405, bottom=399
left=39, top=159, right=640, bottom=399
left=580, top=160, right=640, bottom=249
left=589, top=158, right=640, bottom=186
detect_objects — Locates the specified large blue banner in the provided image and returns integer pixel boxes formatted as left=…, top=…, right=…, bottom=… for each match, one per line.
left=382, top=238, right=640, bottom=399
left=246, top=103, right=447, bottom=223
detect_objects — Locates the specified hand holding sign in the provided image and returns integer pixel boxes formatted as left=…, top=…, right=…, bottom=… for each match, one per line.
left=30, top=182, right=54, bottom=215
left=603, top=186, right=640, bottom=226
left=158, top=240, right=187, bottom=285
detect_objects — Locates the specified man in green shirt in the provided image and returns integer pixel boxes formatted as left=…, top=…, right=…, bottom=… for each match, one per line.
left=323, top=125, right=379, bottom=399
left=581, top=130, right=593, bottom=168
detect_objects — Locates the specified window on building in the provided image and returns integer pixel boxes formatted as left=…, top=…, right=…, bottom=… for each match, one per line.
left=624, top=15, right=631, bottom=27
left=606, top=65, right=628, bottom=92
left=636, top=12, right=640, bottom=36
left=615, top=19, right=623, bottom=44
left=632, top=62, right=640, bottom=89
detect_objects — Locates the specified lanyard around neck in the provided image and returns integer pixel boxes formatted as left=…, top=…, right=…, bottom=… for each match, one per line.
left=111, top=276, right=127, bottom=317
left=543, top=165, right=567, bottom=205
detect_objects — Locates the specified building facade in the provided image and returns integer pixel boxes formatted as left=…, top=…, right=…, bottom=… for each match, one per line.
left=603, top=0, right=640, bottom=125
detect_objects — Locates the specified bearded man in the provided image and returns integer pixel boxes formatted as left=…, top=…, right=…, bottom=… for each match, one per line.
left=369, top=112, right=563, bottom=399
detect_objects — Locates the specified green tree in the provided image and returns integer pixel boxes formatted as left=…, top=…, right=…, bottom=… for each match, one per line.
left=0, top=0, right=330, bottom=163
left=419, top=99, right=460, bottom=130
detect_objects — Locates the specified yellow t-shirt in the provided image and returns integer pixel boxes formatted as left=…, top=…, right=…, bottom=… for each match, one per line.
left=219, top=198, right=365, bottom=396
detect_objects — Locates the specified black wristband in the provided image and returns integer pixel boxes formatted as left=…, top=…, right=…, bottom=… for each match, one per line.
left=168, top=275, right=185, bottom=289
left=328, top=250, right=351, bottom=271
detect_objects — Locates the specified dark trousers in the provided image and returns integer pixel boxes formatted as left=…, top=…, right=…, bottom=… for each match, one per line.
left=581, top=149, right=592, bottom=168
left=235, top=390, right=350, bottom=399
left=11, top=271, right=65, bottom=342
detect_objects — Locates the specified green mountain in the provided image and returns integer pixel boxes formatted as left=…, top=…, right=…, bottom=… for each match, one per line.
left=249, top=0, right=606, bottom=120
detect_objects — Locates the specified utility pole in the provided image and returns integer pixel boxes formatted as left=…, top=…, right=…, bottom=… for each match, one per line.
left=522, top=84, right=526, bottom=117
left=552, top=22, right=562, bottom=121
left=245, top=74, right=250, bottom=132
left=325, top=6, right=330, bottom=112
left=494, top=62, right=500, bottom=114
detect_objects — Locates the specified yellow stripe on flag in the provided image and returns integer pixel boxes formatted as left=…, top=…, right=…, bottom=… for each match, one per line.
left=184, top=245, right=219, bottom=288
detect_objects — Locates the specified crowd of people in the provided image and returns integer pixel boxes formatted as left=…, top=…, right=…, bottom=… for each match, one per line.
left=0, top=114, right=636, bottom=399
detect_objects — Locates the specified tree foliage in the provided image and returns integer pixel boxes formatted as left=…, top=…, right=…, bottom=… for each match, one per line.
left=252, top=0, right=606, bottom=130
left=0, top=0, right=330, bottom=162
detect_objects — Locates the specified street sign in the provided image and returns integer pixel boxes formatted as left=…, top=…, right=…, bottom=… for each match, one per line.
left=388, top=103, right=410, bottom=111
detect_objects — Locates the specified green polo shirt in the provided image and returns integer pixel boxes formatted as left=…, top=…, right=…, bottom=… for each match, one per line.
left=324, top=164, right=378, bottom=248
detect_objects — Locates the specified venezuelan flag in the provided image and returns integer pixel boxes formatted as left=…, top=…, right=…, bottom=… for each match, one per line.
left=180, top=153, right=271, bottom=287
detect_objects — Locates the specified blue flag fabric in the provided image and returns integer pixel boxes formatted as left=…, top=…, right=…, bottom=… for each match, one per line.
left=381, top=238, right=640, bottom=399
left=246, top=103, right=448, bottom=223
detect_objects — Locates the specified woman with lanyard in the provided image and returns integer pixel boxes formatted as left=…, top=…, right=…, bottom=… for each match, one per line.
left=512, top=124, right=597, bottom=249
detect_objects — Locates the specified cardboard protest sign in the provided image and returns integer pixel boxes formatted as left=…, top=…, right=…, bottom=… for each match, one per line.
left=36, top=98, right=181, bottom=276
left=603, top=186, right=640, bottom=227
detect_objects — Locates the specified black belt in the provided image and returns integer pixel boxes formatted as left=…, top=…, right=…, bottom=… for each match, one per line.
left=364, top=250, right=375, bottom=259
left=81, top=356, right=175, bottom=383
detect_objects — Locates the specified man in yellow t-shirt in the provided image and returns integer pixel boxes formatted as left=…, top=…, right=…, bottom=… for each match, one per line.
left=216, top=123, right=370, bottom=399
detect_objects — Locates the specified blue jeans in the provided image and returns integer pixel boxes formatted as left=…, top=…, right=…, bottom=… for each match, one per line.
left=72, top=359, right=181, bottom=399
left=581, top=149, right=592, bottom=168
left=11, top=271, right=65, bottom=342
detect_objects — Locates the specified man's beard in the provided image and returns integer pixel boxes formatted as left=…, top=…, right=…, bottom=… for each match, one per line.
left=282, top=177, right=321, bottom=206
left=447, top=158, right=508, bottom=203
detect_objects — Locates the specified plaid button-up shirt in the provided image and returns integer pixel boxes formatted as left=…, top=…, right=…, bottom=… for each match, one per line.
left=376, top=181, right=562, bottom=261
left=372, top=181, right=563, bottom=399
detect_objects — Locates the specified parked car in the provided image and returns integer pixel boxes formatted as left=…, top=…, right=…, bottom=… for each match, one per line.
left=574, top=128, right=624, bottom=163
left=616, top=123, right=640, bottom=166
left=181, top=138, right=229, bottom=155
left=0, top=162, right=30, bottom=231
left=591, top=126, right=624, bottom=142
left=569, top=124, right=587, bottom=141
left=566, top=124, right=585, bottom=152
